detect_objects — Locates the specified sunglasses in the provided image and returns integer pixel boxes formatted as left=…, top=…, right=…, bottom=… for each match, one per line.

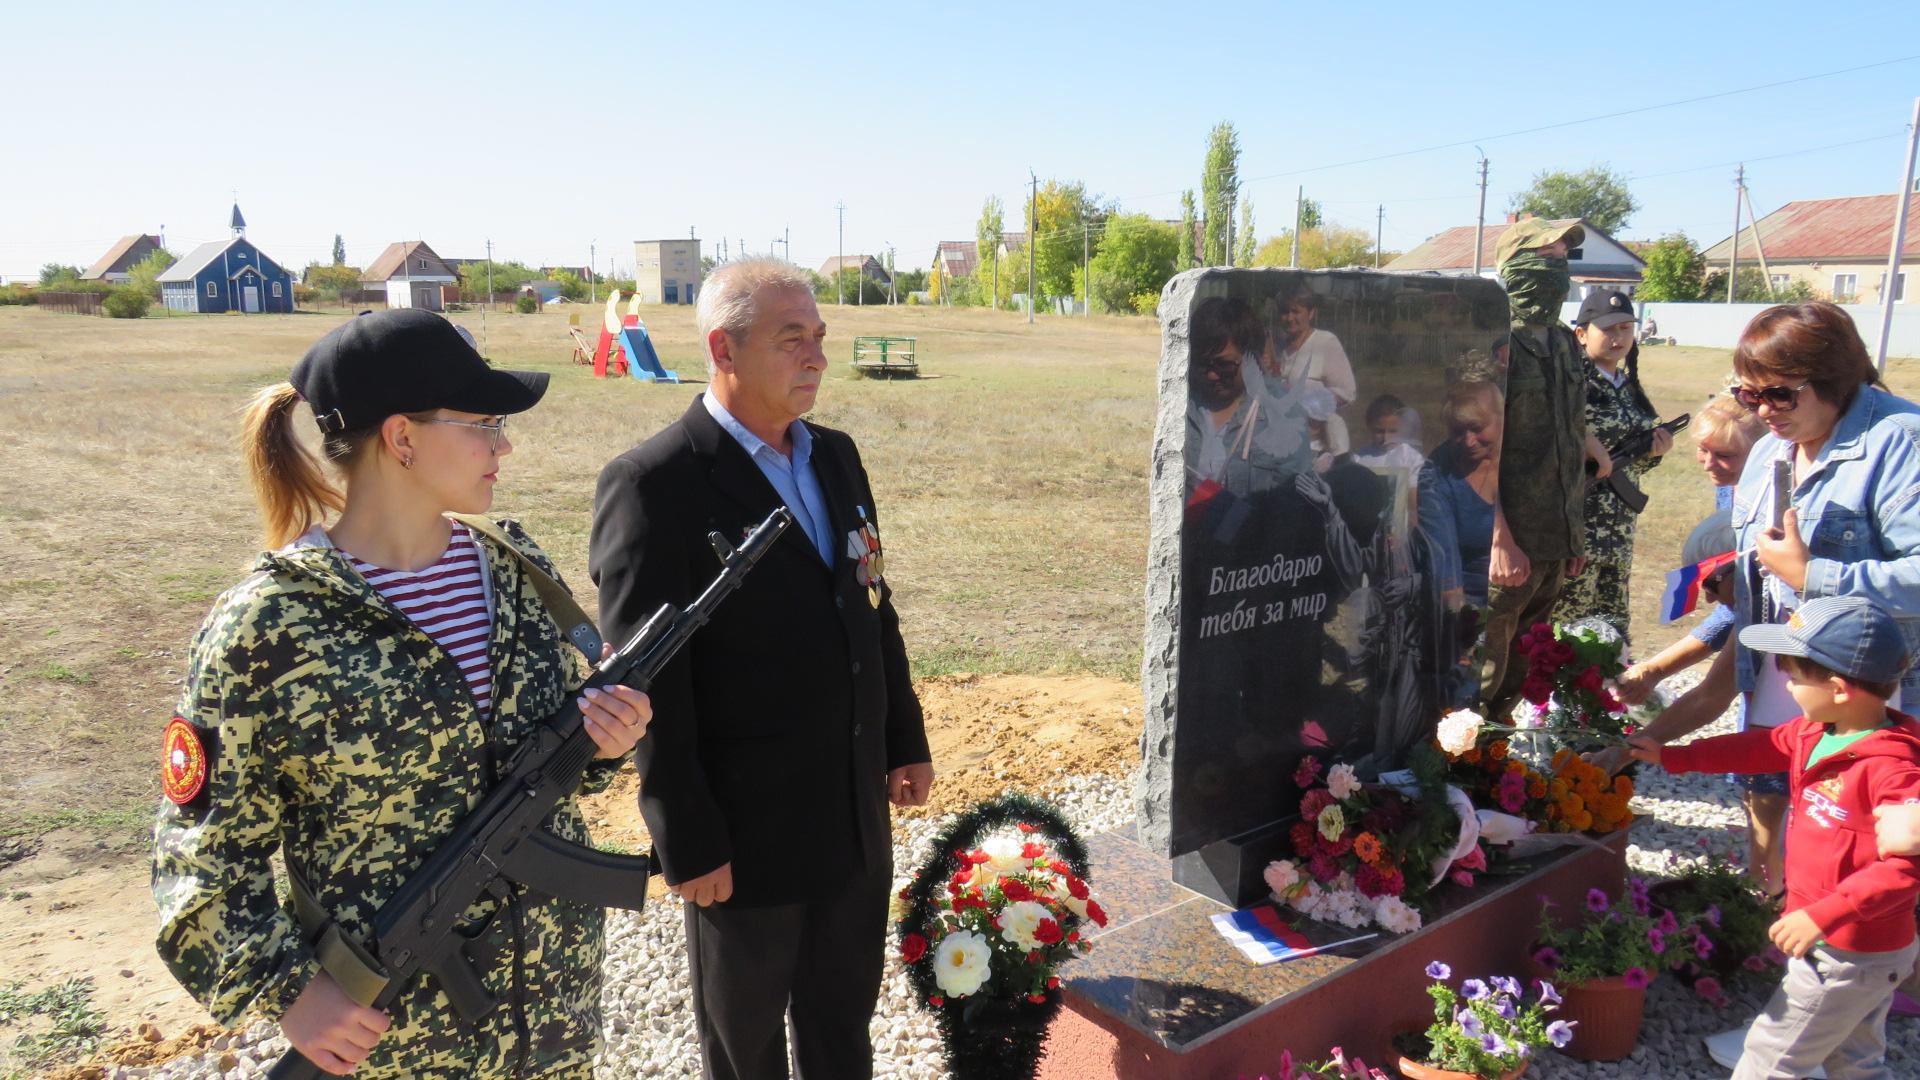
left=1730, top=382, right=1811, bottom=413
left=421, top=415, right=508, bottom=451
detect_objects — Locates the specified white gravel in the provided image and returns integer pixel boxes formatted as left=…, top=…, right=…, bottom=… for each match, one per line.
left=102, top=686, right=1920, bottom=1079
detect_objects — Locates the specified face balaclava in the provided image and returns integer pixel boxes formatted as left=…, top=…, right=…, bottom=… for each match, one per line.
left=1501, top=250, right=1571, bottom=326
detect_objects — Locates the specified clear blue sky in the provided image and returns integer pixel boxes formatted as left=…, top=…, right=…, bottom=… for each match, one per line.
left=4, top=0, right=1917, bottom=282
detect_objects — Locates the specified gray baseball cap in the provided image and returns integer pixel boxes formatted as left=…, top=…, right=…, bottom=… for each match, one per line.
left=1738, top=594, right=1913, bottom=686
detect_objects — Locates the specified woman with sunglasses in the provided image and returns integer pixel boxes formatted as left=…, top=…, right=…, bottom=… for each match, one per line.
left=153, top=310, right=651, bottom=1078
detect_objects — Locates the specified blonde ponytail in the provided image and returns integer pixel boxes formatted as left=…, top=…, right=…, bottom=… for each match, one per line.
left=242, top=382, right=345, bottom=547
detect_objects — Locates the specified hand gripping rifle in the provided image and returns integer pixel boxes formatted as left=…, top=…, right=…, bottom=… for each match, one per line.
left=1585, top=413, right=1689, bottom=515
left=268, top=507, right=792, bottom=1079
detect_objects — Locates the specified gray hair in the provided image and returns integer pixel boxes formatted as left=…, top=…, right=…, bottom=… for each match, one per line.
left=695, top=259, right=814, bottom=372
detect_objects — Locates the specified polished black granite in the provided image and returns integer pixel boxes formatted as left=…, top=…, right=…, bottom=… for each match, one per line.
left=1064, top=827, right=1603, bottom=1051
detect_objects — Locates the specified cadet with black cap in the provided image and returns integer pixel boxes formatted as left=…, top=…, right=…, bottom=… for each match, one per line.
left=152, top=309, right=654, bottom=1078
left=1480, top=218, right=1616, bottom=720
left=1558, top=288, right=1672, bottom=642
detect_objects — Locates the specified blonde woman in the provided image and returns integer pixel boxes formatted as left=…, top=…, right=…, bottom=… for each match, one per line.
left=153, top=310, right=649, bottom=1077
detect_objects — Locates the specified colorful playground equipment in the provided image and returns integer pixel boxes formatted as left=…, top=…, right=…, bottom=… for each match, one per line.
left=587, top=291, right=681, bottom=383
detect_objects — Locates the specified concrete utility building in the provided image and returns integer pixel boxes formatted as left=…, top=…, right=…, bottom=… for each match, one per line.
left=1702, top=190, right=1920, bottom=304
left=1386, top=215, right=1646, bottom=295
left=633, top=239, right=701, bottom=305
left=81, top=234, right=165, bottom=283
left=362, top=241, right=458, bottom=311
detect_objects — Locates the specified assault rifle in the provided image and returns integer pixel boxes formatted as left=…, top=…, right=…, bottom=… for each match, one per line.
left=1585, top=414, right=1689, bottom=515
left=268, top=507, right=793, bottom=1080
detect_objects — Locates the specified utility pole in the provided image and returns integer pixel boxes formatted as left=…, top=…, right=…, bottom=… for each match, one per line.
left=992, top=230, right=1000, bottom=311
left=1728, top=165, right=1744, bottom=304
left=1375, top=205, right=1384, bottom=269
left=588, top=240, right=596, bottom=303
left=483, top=238, right=493, bottom=354
left=835, top=202, right=846, bottom=306
left=887, top=245, right=896, bottom=304
left=1083, top=221, right=1091, bottom=316
left=1740, top=172, right=1776, bottom=299
left=1472, top=150, right=1489, bottom=277
left=1290, top=186, right=1303, bottom=268
left=783, top=226, right=790, bottom=264
left=1876, top=96, right=1920, bottom=374
left=1028, top=170, right=1037, bottom=324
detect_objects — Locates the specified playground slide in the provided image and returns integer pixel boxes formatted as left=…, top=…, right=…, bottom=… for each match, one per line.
left=618, top=324, right=679, bottom=383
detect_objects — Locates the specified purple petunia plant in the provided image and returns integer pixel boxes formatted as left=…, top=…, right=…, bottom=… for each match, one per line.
left=1411, top=962, right=1564, bottom=1077
left=1534, top=878, right=1692, bottom=988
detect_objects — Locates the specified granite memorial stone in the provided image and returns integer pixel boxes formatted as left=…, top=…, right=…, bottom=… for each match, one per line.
left=1139, top=268, right=1511, bottom=905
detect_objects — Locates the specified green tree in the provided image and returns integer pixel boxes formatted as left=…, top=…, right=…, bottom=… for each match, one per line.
left=893, top=268, right=928, bottom=294
left=1085, top=214, right=1179, bottom=315
left=1253, top=225, right=1375, bottom=270
left=1178, top=190, right=1198, bottom=270
left=976, top=196, right=1005, bottom=308
left=125, top=248, right=177, bottom=300
left=812, top=267, right=888, bottom=305
left=1025, top=179, right=1102, bottom=303
left=38, top=263, right=81, bottom=286
left=1298, top=197, right=1323, bottom=232
left=302, top=262, right=365, bottom=304
left=1701, top=265, right=1818, bottom=303
left=458, top=260, right=538, bottom=303
left=1236, top=198, right=1256, bottom=267
left=103, top=285, right=152, bottom=318
left=1637, top=233, right=1708, bottom=302
left=551, top=269, right=588, bottom=301
left=331, top=234, right=347, bottom=265
left=1511, top=165, right=1639, bottom=233
left=1201, top=122, right=1241, bottom=265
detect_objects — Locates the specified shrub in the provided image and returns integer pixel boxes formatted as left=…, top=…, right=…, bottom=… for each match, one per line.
left=0, top=284, right=36, bottom=305
left=103, top=286, right=152, bottom=318
left=514, top=293, right=538, bottom=314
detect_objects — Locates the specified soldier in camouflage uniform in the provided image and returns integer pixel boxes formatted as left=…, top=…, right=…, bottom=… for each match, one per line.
left=153, top=310, right=651, bottom=1078
left=1479, top=219, right=1616, bottom=720
left=1557, top=289, right=1673, bottom=643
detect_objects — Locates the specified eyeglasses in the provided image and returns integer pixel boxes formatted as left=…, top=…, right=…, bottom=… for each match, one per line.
left=1730, top=382, right=1811, bottom=413
left=420, top=416, right=508, bottom=451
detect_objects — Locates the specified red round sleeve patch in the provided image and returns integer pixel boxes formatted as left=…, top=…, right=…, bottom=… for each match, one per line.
left=162, top=716, right=208, bottom=805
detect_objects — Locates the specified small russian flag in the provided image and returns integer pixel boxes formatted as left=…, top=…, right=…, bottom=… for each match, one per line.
left=1209, top=905, right=1377, bottom=966
left=1659, top=551, right=1736, bottom=623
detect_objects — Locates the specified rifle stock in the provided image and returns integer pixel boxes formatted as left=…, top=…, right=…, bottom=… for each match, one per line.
left=268, top=507, right=793, bottom=1079
left=1585, top=413, right=1689, bottom=515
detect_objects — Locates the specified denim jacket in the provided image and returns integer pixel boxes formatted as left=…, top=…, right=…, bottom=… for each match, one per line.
left=1730, top=385, right=1920, bottom=698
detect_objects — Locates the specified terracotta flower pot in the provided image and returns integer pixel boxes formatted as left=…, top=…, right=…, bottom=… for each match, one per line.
left=1392, top=1052, right=1528, bottom=1080
left=1546, top=974, right=1647, bottom=1062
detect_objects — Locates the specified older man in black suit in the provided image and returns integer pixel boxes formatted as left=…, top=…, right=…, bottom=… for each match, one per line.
left=589, top=259, right=933, bottom=1080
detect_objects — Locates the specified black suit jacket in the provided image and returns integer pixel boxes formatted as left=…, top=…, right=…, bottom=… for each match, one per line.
left=588, top=397, right=930, bottom=907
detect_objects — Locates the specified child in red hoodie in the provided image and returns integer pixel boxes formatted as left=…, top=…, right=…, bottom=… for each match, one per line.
left=1631, top=594, right=1920, bottom=1080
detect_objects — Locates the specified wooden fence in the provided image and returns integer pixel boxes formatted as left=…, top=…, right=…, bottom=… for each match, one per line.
left=36, top=291, right=108, bottom=315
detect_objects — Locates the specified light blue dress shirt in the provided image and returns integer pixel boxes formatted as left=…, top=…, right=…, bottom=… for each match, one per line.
left=702, top=394, right=835, bottom=564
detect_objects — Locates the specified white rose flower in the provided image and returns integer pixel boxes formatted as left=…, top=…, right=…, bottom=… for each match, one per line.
left=980, top=834, right=1029, bottom=876
left=1062, top=893, right=1089, bottom=920
left=1326, top=763, right=1361, bottom=800
left=932, top=931, right=994, bottom=997
left=1436, top=709, right=1484, bottom=756
left=1372, top=894, right=1423, bottom=934
left=997, top=900, right=1054, bottom=950
left=1316, top=803, right=1346, bottom=842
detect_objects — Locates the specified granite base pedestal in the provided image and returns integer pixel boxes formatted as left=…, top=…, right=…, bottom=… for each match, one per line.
left=1038, top=829, right=1628, bottom=1079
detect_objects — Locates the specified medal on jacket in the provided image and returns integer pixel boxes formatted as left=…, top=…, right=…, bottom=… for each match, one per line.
left=845, top=505, right=884, bottom=608
left=161, top=715, right=208, bottom=805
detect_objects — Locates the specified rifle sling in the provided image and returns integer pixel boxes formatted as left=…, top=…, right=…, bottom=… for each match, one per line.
left=286, top=862, right=390, bottom=1009
left=451, top=514, right=605, bottom=660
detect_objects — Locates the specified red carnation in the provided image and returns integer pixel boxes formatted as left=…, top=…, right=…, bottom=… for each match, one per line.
left=1086, top=900, right=1108, bottom=927
left=1290, top=821, right=1316, bottom=856
left=1300, top=788, right=1336, bottom=819
left=1067, top=931, right=1080, bottom=943
left=1028, top=993, right=1047, bottom=1003
left=1530, top=622, right=1553, bottom=637
left=1521, top=675, right=1554, bottom=705
left=929, top=995, right=944, bottom=1007
left=951, top=868, right=974, bottom=887
left=900, top=933, right=928, bottom=963
left=1034, top=917, right=1064, bottom=945
left=1575, top=665, right=1604, bottom=693
left=1066, top=874, right=1089, bottom=900
left=1001, top=879, right=1035, bottom=902
left=1022, top=842, right=1046, bottom=859
left=1515, top=632, right=1537, bottom=656
left=1600, top=690, right=1624, bottom=713
left=1028, top=950, right=1042, bottom=964
left=1017, top=821, right=1038, bottom=833
left=1047, top=976, right=1061, bottom=989
left=1547, top=641, right=1576, bottom=666
left=965, top=848, right=991, bottom=865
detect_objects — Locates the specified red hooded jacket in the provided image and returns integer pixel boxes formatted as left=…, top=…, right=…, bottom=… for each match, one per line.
left=1663, top=709, right=1920, bottom=953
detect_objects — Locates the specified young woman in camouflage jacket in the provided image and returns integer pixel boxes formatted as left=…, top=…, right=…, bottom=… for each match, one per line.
left=152, top=311, right=651, bottom=1078
left=1558, top=290, right=1673, bottom=643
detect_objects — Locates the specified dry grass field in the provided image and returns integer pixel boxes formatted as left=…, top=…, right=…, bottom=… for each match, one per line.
left=0, top=299, right=1916, bottom=1068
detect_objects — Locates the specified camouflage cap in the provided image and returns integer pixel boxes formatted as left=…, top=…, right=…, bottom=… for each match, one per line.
left=1495, top=219, right=1586, bottom=267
